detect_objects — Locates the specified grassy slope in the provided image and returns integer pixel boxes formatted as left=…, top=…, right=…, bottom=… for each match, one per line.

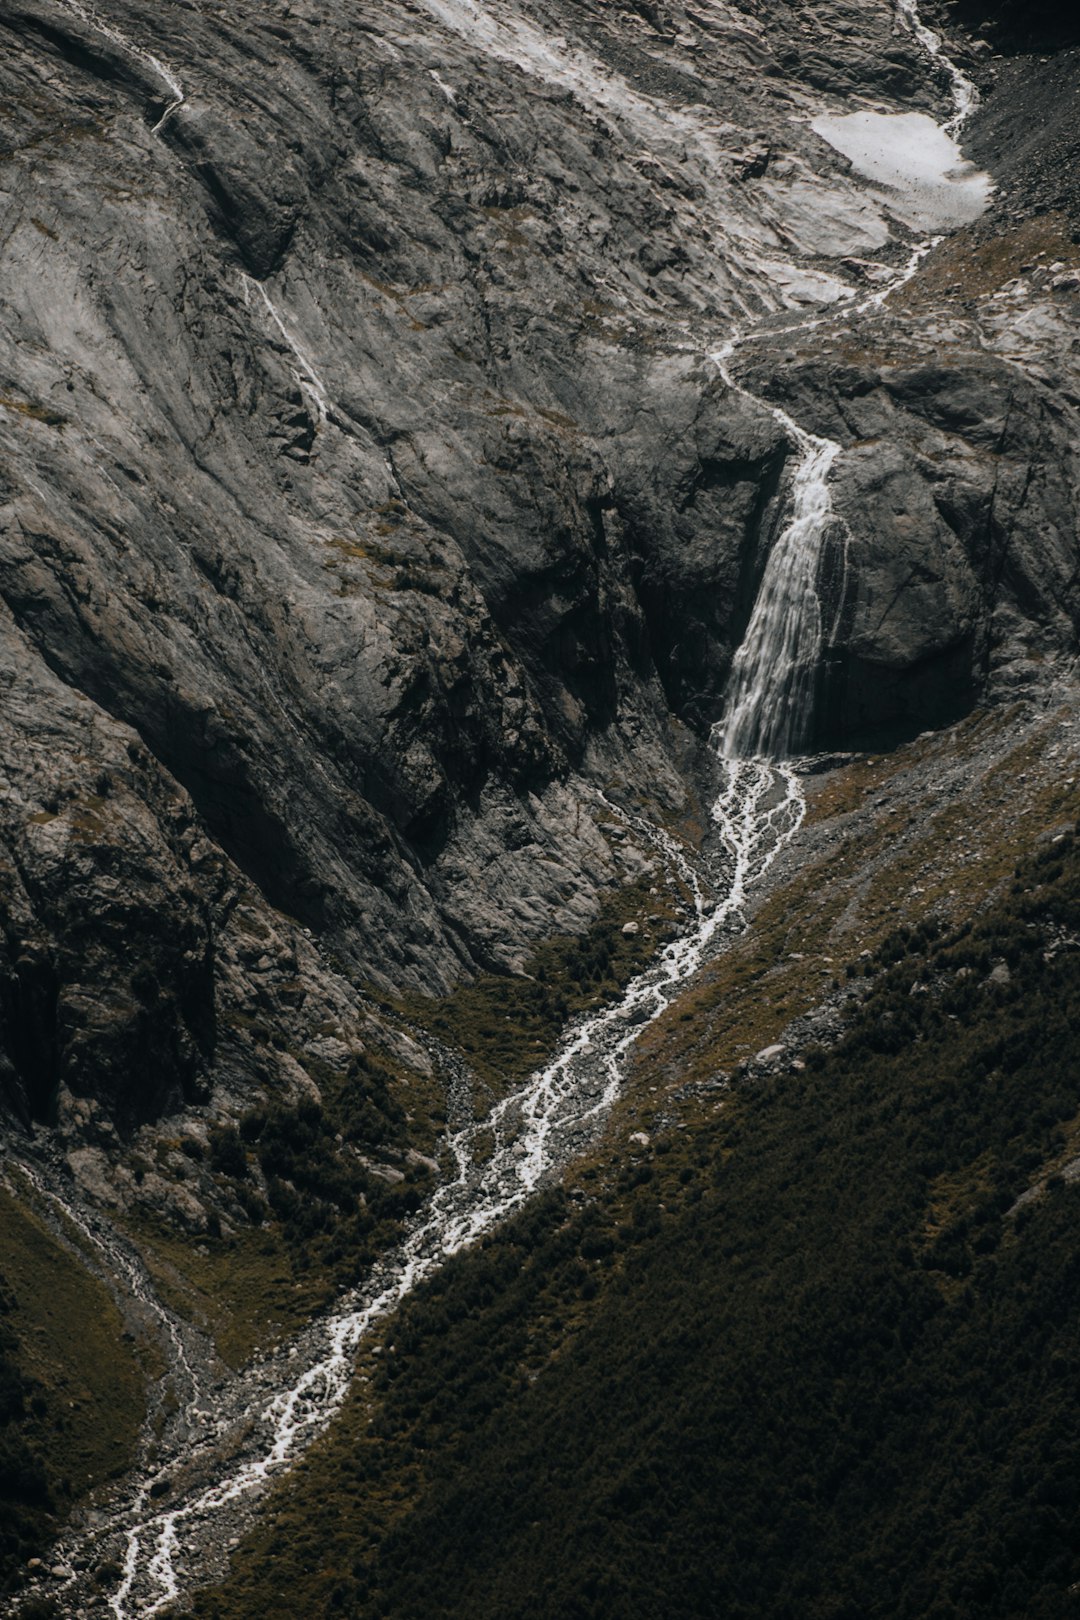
left=189, top=773, right=1080, bottom=1620
left=127, top=876, right=680, bottom=1373
left=625, top=708, right=1075, bottom=1107
left=124, top=1045, right=432, bottom=1371
left=0, top=1184, right=147, bottom=1591
left=394, top=875, right=679, bottom=1100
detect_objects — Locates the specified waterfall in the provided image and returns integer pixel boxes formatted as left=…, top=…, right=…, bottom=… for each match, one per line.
left=709, top=320, right=846, bottom=762
left=718, top=420, right=841, bottom=759
left=54, top=0, right=186, bottom=133
left=713, top=0, right=981, bottom=763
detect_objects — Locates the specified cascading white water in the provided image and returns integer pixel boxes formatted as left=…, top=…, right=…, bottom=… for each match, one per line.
left=718, top=421, right=840, bottom=759
left=34, top=764, right=802, bottom=1620
left=895, top=0, right=979, bottom=136
left=711, top=2, right=980, bottom=762
left=240, top=274, right=332, bottom=425
left=709, top=325, right=846, bottom=762
left=54, top=0, right=185, bottom=132
left=11, top=1, right=988, bottom=1613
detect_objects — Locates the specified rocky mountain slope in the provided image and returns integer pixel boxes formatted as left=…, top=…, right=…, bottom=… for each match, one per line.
left=2, top=0, right=1079, bottom=1130
left=0, top=0, right=1078, bottom=1613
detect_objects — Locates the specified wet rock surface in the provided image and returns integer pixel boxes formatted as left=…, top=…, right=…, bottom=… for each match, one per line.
left=0, top=0, right=1077, bottom=1136
left=0, top=3, right=1077, bottom=1605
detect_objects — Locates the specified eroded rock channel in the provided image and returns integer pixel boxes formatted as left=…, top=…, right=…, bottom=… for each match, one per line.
left=1, top=0, right=1079, bottom=1613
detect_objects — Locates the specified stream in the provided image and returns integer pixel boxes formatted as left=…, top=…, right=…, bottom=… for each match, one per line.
left=10, top=0, right=979, bottom=1612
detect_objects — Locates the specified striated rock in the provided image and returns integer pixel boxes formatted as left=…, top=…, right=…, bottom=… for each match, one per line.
left=0, top=0, right=1076, bottom=1134
left=735, top=331, right=1080, bottom=747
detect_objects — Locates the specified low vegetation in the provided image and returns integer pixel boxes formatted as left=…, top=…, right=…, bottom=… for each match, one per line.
left=132, top=1047, right=434, bottom=1369
left=190, top=821, right=1080, bottom=1620
left=127, top=874, right=679, bottom=1370
left=0, top=1187, right=146, bottom=1593
left=396, top=876, right=678, bottom=1097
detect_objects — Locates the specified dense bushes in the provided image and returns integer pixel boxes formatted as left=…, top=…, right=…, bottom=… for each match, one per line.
left=167, top=1045, right=436, bottom=1366
left=219, top=1073, right=428, bottom=1282
left=198, top=826, right=1080, bottom=1620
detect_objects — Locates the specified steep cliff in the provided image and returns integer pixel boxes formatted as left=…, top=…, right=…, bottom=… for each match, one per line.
left=1, top=0, right=1079, bottom=1611
left=1, top=0, right=1078, bottom=1143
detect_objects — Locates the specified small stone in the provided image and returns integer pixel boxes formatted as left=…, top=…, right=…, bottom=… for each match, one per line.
left=621, top=920, right=640, bottom=936
left=755, top=1043, right=785, bottom=1063
left=629, top=1131, right=651, bottom=1148
left=406, top=1148, right=440, bottom=1175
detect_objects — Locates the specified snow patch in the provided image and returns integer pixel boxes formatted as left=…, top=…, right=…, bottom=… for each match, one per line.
left=810, top=111, right=990, bottom=232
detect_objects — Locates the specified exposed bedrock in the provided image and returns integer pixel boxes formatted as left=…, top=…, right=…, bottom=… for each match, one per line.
left=0, top=607, right=216, bottom=1129
left=0, top=0, right=1077, bottom=1127
left=736, top=341, right=1080, bottom=748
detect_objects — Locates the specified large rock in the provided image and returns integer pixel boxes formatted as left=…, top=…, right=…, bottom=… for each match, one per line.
left=735, top=333, right=1080, bottom=747
left=0, top=0, right=1077, bottom=1126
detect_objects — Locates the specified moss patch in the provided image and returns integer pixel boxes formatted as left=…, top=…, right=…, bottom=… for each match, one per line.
left=895, top=211, right=1080, bottom=311
left=0, top=394, right=67, bottom=429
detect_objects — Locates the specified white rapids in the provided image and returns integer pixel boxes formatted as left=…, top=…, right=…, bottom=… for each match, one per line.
left=12, top=1, right=987, bottom=1614
left=27, top=759, right=801, bottom=1619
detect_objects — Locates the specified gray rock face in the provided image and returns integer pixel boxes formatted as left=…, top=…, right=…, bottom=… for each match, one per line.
left=735, top=315, right=1080, bottom=746
left=0, top=0, right=1077, bottom=1125
left=0, top=609, right=213, bottom=1125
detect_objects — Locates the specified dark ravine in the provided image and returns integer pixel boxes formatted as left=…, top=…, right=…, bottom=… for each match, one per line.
left=0, top=0, right=1078, bottom=1613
